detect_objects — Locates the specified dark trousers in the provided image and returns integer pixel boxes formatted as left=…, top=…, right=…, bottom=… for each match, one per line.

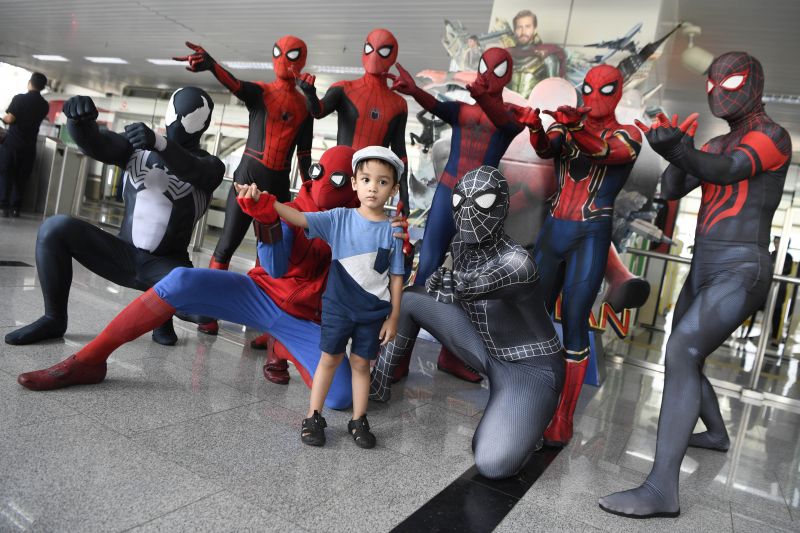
left=0, top=144, right=35, bottom=209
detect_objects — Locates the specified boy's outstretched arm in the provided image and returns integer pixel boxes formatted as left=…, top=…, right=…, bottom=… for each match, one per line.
left=380, top=274, right=404, bottom=345
left=234, top=183, right=308, bottom=228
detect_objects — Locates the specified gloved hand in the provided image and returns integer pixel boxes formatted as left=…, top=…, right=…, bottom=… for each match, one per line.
left=543, top=105, right=591, bottom=128
left=295, top=72, right=317, bottom=97
left=173, top=41, right=217, bottom=72
left=234, top=182, right=278, bottom=225
left=634, top=112, right=699, bottom=161
left=514, top=106, right=543, bottom=131
left=386, top=64, right=418, bottom=96
left=425, top=266, right=455, bottom=304
left=62, top=96, right=99, bottom=122
left=124, top=122, right=163, bottom=151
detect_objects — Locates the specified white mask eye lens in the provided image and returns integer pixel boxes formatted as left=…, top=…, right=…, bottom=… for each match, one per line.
left=706, top=79, right=715, bottom=93
left=330, top=172, right=346, bottom=187
left=452, top=193, right=464, bottom=209
left=478, top=59, right=487, bottom=74
left=377, top=46, right=392, bottom=58
left=600, top=83, right=615, bottom=95
left=582, top=83, right=592, bottom=94
left=286, top=49, right=301, bottom=61
left=493, top=60, right=508, bottom=78
left=309, top=164, right=323, bottom=179
left=475, top=192, right=497, bottom=210
left=165, top=93, right=178, bottom=126
left=364, top=43, right=374, bottom=54
left=272, top=45, right=281, bottom=58
left=721, top=74, right=745, bottom=90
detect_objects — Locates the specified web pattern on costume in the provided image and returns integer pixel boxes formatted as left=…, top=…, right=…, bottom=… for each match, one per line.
left=449, top=166, right=563, bottom=361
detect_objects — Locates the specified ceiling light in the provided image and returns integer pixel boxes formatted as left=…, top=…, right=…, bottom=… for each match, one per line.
left=222, top=61, right=273, bottom=70
left=32, top=54, right=69, bottom=62
left=85, top=57, right=128, bottom=64
left=147, top=58, right=185, bottom=66
left=680, top=24, right=713, bottom=75
left=310, top=65, right=364, bottom=75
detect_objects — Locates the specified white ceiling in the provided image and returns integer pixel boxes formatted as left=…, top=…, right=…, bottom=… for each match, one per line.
left=1, top=0, right=799, bottom=151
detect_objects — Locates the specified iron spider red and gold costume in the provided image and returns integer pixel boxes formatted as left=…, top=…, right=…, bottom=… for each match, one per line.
left=517, top=64, right=642, bottom=446
left=296, top=29, right=409, bottom=214
left=176, top=35, right=313, bottom=334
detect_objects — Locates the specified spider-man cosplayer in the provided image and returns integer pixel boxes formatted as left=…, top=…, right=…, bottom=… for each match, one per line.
left=5, top=89, right=224, bottom=347
left=16, top=146, right=367, bottom=411
left=370, top=166, right=564, bottom=479
left=175, top=36, right=313, bottom=335
left=515, top=64, right=642, bottom=446
left=600, top=52, right=791, bottom=519
left=387, top=47, right=524, bottom=383
left=295, top=29, right=409, bottom=214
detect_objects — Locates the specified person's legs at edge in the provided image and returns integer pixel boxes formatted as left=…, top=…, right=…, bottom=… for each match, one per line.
left=6, top=216, right=139, bottom=345
left=599, top=262, right=767, bottom=517
left=17, top=268, right=283, bottom=390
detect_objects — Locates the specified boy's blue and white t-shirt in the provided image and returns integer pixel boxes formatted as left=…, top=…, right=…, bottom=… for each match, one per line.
left=305, top=207, right=404, bottom=322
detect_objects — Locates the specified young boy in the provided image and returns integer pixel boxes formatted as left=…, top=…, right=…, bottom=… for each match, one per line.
left=235, top=146, right=405, bottom=448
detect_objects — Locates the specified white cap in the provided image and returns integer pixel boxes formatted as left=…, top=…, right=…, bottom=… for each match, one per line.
left=352, top=146, right=405, bottom=181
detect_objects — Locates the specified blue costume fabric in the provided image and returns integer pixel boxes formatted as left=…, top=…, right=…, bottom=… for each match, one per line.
left=533, top=216, right=611, bottom=356
left=152, top=233, right=353, bottom=410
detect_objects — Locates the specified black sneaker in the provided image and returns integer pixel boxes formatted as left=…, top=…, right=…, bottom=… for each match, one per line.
left=301, top=410, right=327, bottom=446
left=348, top=415, right=376, bottom=449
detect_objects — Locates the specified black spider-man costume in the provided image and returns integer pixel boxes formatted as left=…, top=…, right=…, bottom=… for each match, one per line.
left=370, top=166, right=564, bottom=479
left=5, top=89, right=223, bottom=347
left=515, top=64, right=642, bottom=447
left=176, top=35, right=313, bottom=334
left=409, top=110, right=445, bottom=154
left=296, top=28, right=409, bottom=214
left=600, top=52, right=791, bottom=519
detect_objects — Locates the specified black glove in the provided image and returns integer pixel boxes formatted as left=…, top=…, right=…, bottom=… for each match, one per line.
left=63, top=96, right=99, bottom=122
left=644, top=124, right=687, bottom=161
left=425, top=266, right=455, bottom=304
left=123, top=122, right=157, bottom=150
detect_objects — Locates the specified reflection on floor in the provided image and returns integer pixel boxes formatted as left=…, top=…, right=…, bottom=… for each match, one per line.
left=1, top=215, right=799, bottom=532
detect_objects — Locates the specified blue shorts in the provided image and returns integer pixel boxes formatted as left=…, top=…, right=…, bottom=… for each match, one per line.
left=320, top=311, right=383, bottom=360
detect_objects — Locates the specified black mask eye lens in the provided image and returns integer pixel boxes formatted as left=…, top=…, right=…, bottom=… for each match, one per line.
left=309, top=163, right=323, bottom=180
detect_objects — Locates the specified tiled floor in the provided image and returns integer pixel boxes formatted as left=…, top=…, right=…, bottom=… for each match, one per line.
left=1, top=215, right=799, bottom=532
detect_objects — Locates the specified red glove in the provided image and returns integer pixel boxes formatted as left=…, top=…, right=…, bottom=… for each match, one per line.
left=237, top=191, right=278, bottom=225
left=395, top=201, right=412, bottom=256
left=543, top=105, right=591, bottom=128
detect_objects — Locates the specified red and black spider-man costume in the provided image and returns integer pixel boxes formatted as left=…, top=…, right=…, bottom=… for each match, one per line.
left=175, top=36, right=313, bottom=334
left=296, top=29, right=409, bottom=214
left=600, top=51, right=791, bottom=519
left=386, top=47, right=524, bottom=383
left=516, top=65, right=642, bottom=446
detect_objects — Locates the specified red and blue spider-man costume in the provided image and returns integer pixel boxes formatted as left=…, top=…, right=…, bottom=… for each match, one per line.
left=387, top=47, right=523, bottom=382
left=517, top=65, right=642, bottom=446
left=17, top=146, right=361, bottom=410
left=175, top=36, right=313, bottom=334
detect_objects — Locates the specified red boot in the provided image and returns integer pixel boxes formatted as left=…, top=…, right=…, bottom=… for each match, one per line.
left=391, top=353, right=411, bottom=383
left=271, top=341, right=313, bottom=388
left=263, top=341, right=290, bottom=385
left=18, top=354, right=107, bottom=391
left=436, top=346, right=482, bottom=383
left=197, top=258, right=228, bottom=335
left=603, top=245, right=650, bottom=312
left=543, top=357, right=589, bottom=447
left=250, top=333, right=272, bottom=350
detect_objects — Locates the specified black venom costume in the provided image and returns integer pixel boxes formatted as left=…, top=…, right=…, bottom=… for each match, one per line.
left=5, top=88, right=224, bottom=346
left=370, top=165, right=564, bottom=479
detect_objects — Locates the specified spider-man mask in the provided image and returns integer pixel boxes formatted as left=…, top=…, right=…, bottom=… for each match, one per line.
left=452, top=166, right=509, bottom=245
left=581, top=65, right=623, bottom=119
left=309, top=145, right=359, bottom=210
left=706, top=51, right=764, bottom=123
left=272, top=35, right=307, bottom=80
left=477, top=48, right=513, bottom=95
left=362, top=29, right=398, bottom=75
